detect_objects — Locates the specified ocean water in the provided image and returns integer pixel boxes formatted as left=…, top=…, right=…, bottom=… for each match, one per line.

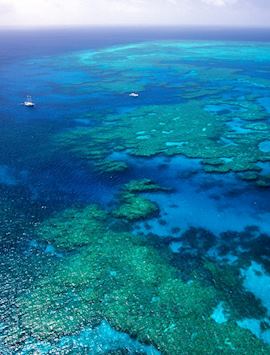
left=0, top=27, right=270, bottom=354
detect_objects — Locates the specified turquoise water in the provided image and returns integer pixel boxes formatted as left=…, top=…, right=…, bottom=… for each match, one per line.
left=1, top=37, right=270, bottom=353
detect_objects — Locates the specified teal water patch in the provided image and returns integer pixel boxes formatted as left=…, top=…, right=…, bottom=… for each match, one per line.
left=211, top=302, right=229, bottom=324
left=241, top=262, right=270, bottom=316
left=19, top=321, right=160, bottom=354
left=237, top=319, right=270, bottom=345
left=259, top=140, right=270, bottom=153
left=258, top=97, right=270, bottom=113
left=226, top=118, right=252, bottom=134
left=204, top=103, right=239, bottom=114
left=165, top=141, right=185, bottom=147
left=26, top=239, right=64, bottom=258
left=170, top=241, right=183, bottom=253
left=237, top=262, right=270, bottom=343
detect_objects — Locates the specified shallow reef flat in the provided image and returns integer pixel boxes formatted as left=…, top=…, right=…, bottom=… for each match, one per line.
left=55, top=100, right=270, bottom=184
left=8, top=196, right=270, bottom=354
left=53, top=41, right=270, bottom=186
left=0, top=181, right=268, bottom=353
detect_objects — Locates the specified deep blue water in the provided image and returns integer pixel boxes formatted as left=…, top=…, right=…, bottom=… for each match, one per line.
left=1, top=27, right=270, bottom=211
left=1, top=26, right=270, bottom=62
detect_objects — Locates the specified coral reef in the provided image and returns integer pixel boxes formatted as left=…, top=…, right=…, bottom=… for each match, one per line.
left=112, top=180, right=165, bottom=221
left=2, top=40, right=270, bottom=354
left=112, top=194, right=159, bottom=221
left=10, top=204, right=270, bottom=354
left=54, top=99, right=270, bottom=184
left=51, top=41, right=270, bottom=185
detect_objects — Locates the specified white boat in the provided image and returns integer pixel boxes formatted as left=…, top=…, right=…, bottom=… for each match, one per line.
left=129, top=92, right=139, bottom=97
left=23, top=96, right=35, bottom=107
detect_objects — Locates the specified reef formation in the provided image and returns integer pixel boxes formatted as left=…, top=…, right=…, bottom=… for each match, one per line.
left=13, top=209, right=270, bottom=353
left=52, top=41, right=270, bottom=187
left=1, top=40, right=270, bottom=353
left=0, top=181, right=268, bottom=353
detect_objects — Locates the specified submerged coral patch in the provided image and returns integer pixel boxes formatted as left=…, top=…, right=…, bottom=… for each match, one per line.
left=55, top=100, right=270, bottom=183
left=10, top=204, right=270, bottom=354
left=112, top=179, right=166, bottom=221
left=50, top=41, right=270, bottom=186
left=259, top=141, right=270, bottom=153
left=19, top=321, right=160, bottom=354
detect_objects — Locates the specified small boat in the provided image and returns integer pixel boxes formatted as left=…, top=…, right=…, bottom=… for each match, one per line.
left=129, top=92, right=139, bottom=97
left=23, top=96, right=35, bottom=107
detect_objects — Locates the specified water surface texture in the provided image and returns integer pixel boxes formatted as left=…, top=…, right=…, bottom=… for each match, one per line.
left=1, top=30, right=270, bottom=354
